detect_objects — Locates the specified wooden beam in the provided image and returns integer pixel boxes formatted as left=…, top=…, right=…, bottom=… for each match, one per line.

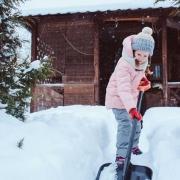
left=30, top=20, right=38, bottom=113
left=162, top=18, right=168, bottom=106
left=30, top=86, right=36, bottom=112
left=94, top=24, right=100, bottom=105
left=167, top=18, right=180, bottom=30
left=31, top=21, right=38, bottom=61
left=168, top=82, right=180, bottom=88
left=104, top=16, right=159, bottom=23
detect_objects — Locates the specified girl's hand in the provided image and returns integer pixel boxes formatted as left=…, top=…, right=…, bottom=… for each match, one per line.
left=129, top=108, right=142, bottom=121
left=138, top=77, right=151, bottom=92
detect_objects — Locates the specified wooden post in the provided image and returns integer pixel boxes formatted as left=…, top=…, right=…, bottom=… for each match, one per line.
left=30, top=86, right=36, bottom=112
left=162, top=18, right=168, bottom=106
left=30, top=20, right=38, bottom=112
left=94, top=24, right=100, bottom=104
left=31, top=20, right=38, bottom=61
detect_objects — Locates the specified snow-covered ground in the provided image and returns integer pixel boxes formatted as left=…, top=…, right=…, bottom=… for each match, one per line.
left=0, top=105, right=180, bottom=180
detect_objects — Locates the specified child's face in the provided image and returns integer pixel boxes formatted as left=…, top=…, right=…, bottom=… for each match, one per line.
left=134, top=50, right=149, bottom=66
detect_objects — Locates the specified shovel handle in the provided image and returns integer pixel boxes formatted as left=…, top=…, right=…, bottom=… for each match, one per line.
left=122, top=91, right=144, bottom=180
left=137, top=91, right=144, bottom=112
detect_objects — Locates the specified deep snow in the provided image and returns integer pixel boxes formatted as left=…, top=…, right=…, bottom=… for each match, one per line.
left=0, top=106, right=180, bottom=180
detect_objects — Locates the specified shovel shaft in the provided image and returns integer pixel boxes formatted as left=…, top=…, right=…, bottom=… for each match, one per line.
left=122, top=91, right=144, bottom=180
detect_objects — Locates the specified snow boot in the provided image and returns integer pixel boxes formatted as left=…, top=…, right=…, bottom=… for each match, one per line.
left=132, top=146, right=143, bottom=155
left=115, top=156, right=125, bottom=170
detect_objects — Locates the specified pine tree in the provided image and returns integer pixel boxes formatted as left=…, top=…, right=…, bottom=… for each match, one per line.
left=155, top=0, right=180, bottom=6
left=0, top=0, right=53, bottom=121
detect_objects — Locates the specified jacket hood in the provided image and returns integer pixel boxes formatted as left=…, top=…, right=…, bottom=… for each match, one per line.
left=121, top=35, right=148, bottom=72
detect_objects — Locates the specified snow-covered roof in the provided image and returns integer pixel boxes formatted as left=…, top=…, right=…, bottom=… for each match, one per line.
left=20, top=0, right=175, bottom=16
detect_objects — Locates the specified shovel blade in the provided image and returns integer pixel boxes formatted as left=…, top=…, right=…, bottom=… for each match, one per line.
left=116, top=164, right=152, bottom=180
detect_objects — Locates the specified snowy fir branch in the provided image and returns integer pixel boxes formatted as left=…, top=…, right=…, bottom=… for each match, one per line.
left=154, top=0, right=180, bottom=6
left=0, top=0, right=54, bottom=121
left=17, top=137, right=24, bottom=149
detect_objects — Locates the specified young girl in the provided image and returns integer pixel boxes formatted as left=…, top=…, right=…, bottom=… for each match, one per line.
left=105, top=27, right=155, bottom=166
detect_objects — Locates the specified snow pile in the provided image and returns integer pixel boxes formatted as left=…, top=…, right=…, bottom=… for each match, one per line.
left=0, top=106, right=180, bottom=180
left=23, top=60, right=41, bottom=73
left=141, top=107, right=180, bottom=180
left=0, top=102, right=7, bottom=109
left=15, top=26, right=31, bottom=61
left=0, top=106, right=116, bottom=180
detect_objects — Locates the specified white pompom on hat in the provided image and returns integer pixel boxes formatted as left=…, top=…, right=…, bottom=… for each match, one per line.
left=132, top=27, right=155, bottom=56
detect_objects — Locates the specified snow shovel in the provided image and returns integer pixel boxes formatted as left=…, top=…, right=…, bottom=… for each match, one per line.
left=95, top=91, right=153, bottom=180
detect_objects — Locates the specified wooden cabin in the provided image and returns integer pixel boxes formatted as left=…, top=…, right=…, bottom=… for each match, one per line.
left=25, top=7, right=180, bottom=112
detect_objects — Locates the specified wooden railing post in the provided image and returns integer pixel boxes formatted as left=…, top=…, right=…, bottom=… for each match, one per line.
left=94, top=23, right=100, bottom=104
left=162, top=18, right=168, bottom=106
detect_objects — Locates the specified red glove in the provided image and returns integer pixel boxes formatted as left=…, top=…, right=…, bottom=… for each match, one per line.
left=129, top=108, right=142, bottom=121
left=138, top=77, right=151, bottom=92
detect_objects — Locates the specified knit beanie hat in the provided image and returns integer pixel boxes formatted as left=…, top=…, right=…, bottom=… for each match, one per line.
left=132, top=27, right=155, bottom=56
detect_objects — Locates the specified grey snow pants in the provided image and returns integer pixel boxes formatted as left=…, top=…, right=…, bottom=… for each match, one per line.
left=112, top=108, right=141, bottom=158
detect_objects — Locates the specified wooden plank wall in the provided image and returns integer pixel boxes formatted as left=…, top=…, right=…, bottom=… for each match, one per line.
left=63, top=21, right=95, bottom=105
left=31, top=85, right=64, bottom=112
left=99, top=22, right=143, bottom=104
left=38, top=21, right=66, bottom=77
left=64, top=84, right=94, bottom=105
left=64, top=22, right=94, bottom=83
left=32, top=18, right=96, bottom=111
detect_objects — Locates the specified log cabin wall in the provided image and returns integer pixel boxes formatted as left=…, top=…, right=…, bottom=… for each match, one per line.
left=99, top=22, right=151, bottom=105
left=28, top=8, right=180, bottom=112
left=31, top=14, right=96, bottom=111
left=97, top=8, right=180, bottom=112
left=98, top=21, right=165, bottom=114
left=167, top=27, right=180, bottom=106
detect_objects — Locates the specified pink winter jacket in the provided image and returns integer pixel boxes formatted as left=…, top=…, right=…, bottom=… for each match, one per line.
left=105, top=35, right=146, bottom=113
